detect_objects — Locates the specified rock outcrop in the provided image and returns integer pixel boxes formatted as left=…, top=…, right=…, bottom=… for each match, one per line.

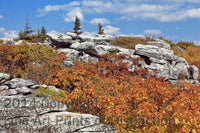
left=0, top=73, right=118, bottom=133
left=45, top=32, right=198, bottom=85
left=1, top=32, right=199, bottom=85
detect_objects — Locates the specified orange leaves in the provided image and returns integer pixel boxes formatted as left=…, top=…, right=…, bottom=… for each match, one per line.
left=0, top=41, right=65, bottom=82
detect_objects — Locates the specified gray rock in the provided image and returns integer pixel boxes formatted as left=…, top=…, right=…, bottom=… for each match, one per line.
left=189, top=65, right=199, bottom=80
left=47, top=33, right=72, bottom=46
left=14, top=40, right=23, bottom=45
left=147, top=39, right=171, bottom=50
left=0, top=85, right=9, bottom=91
left=135, top=44, right=176, bottom=61
left=148, top=62, right=171, bottom=79
left=30, top=84, right=41, bottom=89
left=0, top=73, right=11, bottom=84
left=78, top=35, right=94, bottom=42
left=0, top=95, right=118, bottom=133
left=149, top=57, right=168, bottom=65
left=58, top=48, right=80, bottom=61
left=16, top=86, right=32, bottom=95
left=65, top=31, right=77, bottom=39
left=63, top=60, right=74, bottom=67
left=174, top=62, right=190, bottom=80
left=48, top=86, right=60, bottom=93
left=4, top=78, right=35, bottom=89
left=0, top=89, right=18, bottom=96
left=1, top=37, right=15, bottom=45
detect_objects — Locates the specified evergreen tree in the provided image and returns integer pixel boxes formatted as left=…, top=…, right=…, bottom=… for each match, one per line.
left=73, top=16, right=82, bottom=35
left=18, top=30, right=25, bottom=40
left=98, top=23, right=104, bottom=35
left=25, top=18, right=34, bottom=36
left=41, top=26, right=46, bottom=36
left=37, top=29, right=41, bottom=36
left=41, top=26, right=47, bottom=41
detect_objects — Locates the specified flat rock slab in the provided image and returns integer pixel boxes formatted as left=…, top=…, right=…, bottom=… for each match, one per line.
left=0, top=95, right=118, bottom=133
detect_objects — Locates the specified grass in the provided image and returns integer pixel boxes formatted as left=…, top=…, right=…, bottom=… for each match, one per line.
left=110, top=36, right=154, bottom=49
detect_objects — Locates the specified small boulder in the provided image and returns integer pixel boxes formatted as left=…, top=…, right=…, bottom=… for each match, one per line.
left=189, top=65, right=199, bottom=80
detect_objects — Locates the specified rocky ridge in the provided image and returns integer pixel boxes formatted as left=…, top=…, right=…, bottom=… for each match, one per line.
left=45, top=32, right=199, bottom=85
left=1, top=33, right=199, bottom=85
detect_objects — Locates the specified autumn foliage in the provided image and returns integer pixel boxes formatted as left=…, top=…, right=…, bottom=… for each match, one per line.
left=0, top=41, right=66, bottom=82
left=0, top=41, right=200, bottom=132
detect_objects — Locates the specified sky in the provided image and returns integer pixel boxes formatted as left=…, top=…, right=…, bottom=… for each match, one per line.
left=0, top=0, right=200, bottom=44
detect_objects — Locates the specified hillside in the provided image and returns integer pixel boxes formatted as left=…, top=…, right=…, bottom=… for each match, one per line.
left=0, top=33, right=200, bottom=132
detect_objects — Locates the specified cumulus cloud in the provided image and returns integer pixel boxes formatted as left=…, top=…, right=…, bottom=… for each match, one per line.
left=0, top=27, right=5, bottom=32
left=0, top=15, right=3, bottom=19
left=36, top=0, right=200, bottom=22
left=0, top=27, right=18, bottom=38
left=143, top=30, right=162, bottom=36
left=104, top=25, right=121, bottom=35
left=3, top=30, right=18, bottom=38
left=90, top=18, right=110, bottom=25
left=48, top=30, right=63, bottom=34
left=194, top=40, right=200, bottom=45
left=36, top=1, right=80, bottom=17
left=64, top=7, right=84, bottom=22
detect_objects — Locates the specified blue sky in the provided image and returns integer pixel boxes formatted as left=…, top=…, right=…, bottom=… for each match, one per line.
left=0, top=0, right=200, bottom=44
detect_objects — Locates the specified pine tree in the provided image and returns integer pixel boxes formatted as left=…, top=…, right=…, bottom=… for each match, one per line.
left=25, top=18, right=34, bottom=36
left=41, top=26, right=47, bottom=41
left=73, top=16, right=82, bottom=35
left=18, top=30, right=25, bottom=40
left=41, top=26, right=46, bottom=36
left=37, top=29, right=41, bottom=36
left=98, top=23, right=104, bottom=35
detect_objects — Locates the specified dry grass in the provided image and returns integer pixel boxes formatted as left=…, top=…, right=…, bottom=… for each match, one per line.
left=110, top=36, right=154, bottom=49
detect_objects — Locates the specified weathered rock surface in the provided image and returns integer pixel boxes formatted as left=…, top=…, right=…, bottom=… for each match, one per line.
left=46, top=33, right=72, bottom=46
left=147, top=38, right=171, bottom=50
left=1, top=37, right=16, bottom=45
left=0, top=74, right=118, bottom=133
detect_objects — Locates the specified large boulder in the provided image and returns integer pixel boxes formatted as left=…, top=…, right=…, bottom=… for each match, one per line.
left=189, top=65, right=199, bottom=80
left=58, top=48, right=99, bottom=64
left=47, top=33, right=72, bottom=46
left=65, top=31, right=77, bottom=40
left=135, top=44, right=177, bottom=61
left=147, top=38, right=171, bottom=50
left=78, top=35, right=95, bottom=42
left=0, top=73, right=11, bottom=84
left=1, top=37, right=16, bottom=45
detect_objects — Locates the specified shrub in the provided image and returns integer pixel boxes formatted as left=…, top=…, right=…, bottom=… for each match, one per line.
left=177, top=41, right=195, bottom=50
left=0, top=40, right=66, bottom=83
left=46, top=54, right=200, bottom=132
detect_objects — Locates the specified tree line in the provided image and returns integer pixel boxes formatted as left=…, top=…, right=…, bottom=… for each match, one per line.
left=18, top=16, right=105, bottom=42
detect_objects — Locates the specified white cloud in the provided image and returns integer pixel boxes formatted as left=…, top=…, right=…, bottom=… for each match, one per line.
left=0, top=27, right=18, bottom=38
left=36, top=0, right=200, bottom=22
left=0, top=15, right=3, bottom=20
left=82, top=31, right=96, bottom=36
left=3, top=30, right=18, bottom=38
left=36, top=1, right=80, bottom=17
left=48, top=30, right=62, bottom=34
left=194, top=40, right=200, bottom=45
left=104, top=25, right=121, bottom=35
left=143, top=30, right=162, bottom=36
left=0, top=27, right=5, bottom=32
left=90, top=18, right=110, bottom=25
left=64, top=7, right=84, bottom=22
